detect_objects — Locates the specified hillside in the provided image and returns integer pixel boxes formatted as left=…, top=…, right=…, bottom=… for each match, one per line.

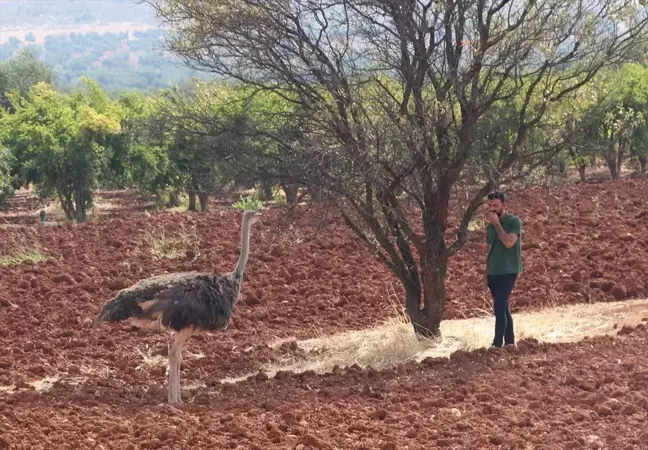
left=0, top=0, right=211, bottom=92
left=0, top=0, right=157, bottom=29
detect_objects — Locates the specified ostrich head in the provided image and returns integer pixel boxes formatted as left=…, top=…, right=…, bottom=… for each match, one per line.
left=243, top=209, right=262, bottom=226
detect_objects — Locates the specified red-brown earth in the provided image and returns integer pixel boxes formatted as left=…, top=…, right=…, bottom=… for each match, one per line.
left=1, top=177, right=647, bottom=448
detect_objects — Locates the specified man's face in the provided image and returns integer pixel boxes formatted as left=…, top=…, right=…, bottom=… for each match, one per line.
left=487, top=198, right=504, bottom=217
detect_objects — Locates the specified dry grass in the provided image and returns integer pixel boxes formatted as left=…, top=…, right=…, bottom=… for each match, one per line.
left=467, top=218, right=486, bottom=232
left=0, top=236, right=49, bottom=266
left=231, top=298, right=648, bottom=383
left=141, top=227, right=200, bottom=260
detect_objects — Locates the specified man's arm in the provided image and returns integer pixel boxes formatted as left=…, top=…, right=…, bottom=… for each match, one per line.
left=493, top=217, right=521, bottom=248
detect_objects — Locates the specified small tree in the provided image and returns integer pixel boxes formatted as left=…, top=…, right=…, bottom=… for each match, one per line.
left=0, top=49, right=55, bottom=102
left=149, top=0, right=648, bottom=336
left=0, top=79, right=120, bottom=222
left=0, top=146, right=15, bottom=203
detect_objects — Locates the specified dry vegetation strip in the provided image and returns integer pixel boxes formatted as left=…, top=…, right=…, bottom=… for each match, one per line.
left=233, top=298, right=648, bottom=382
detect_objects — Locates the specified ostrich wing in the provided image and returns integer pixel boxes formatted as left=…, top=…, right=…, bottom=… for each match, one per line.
left=99, top=272, right=201, bottom=322
left=99, top=272, right=241, bottom=332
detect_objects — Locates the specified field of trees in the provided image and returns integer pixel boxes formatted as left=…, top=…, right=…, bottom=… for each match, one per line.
left=0, top=0, right=157, bottom=29
left=2, top=0, right=648, bottom=448
left=0, top=29, right=210, bottom=93
left=0, top=0, right=207, bottom=92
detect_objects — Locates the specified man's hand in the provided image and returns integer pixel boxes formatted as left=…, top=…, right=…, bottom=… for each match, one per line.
left=487, top=211, right=500, bottom=225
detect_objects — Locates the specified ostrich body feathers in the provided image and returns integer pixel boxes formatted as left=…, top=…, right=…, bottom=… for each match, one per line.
left=99, top=271, right=242, bottom=332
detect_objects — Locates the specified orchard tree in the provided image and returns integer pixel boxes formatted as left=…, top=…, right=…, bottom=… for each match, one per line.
left=156, top=80, right=287, bottom=209
left=0, top=79, right=120, bottom=222
left=0, top=49, right=55, bottom=107
left=149, top=0, right=648, bottom=336
left=575, top=66, right=647, bottom=180
left=0, top=146, right=15, bottom=203
left=622, top=63, right=648, bottom=174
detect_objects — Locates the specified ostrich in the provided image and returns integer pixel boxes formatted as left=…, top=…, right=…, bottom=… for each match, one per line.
left=98, top=209, right=262, bottom=404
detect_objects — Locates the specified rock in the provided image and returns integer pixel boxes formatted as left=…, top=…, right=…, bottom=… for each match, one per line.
left=594, top=405, right=614, bottom=417
left=611, top=284, right=627, bottom=300
left=617, top=325, right=634, bottom=336
left=603, top=398, right=623, bottom=411
left=380, top=443, right=397, bottom=450
left=282, top=412, right=299, bottom=426
left=405, top=429, right=417, bottom=438
left=571, top=270, right=583, bottom=282
left=298, top=435, right=331, bottom=449
left=600, top=280, right=615, bottom=292
left=244, top=295, right=262, bottom=306
left=565, top=282, right=584, bottom=292
left=621, top=404, right=639, bottom=415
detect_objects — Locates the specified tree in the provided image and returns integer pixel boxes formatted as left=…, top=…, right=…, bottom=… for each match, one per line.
left=0, top=79, right=120, bottom=222
left=572, top=66, right=648, bottom=180
left=155, top=80, right=283, bottom=210
left=621, top=63, right=648, bottom=174
left=600, top=104, right=643, bottom=180
left=0, top=146, right=15, bottom=203
left=0, top=49, right=55, bottom=106
left=148, top=0, right=648, bottom=336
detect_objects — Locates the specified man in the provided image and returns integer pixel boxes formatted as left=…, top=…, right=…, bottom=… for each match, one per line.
left=485, top=191, right=522, bottom=349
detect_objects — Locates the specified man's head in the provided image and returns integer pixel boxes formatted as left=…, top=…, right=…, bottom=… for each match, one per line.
left=487, top=191, right=506, bottom=218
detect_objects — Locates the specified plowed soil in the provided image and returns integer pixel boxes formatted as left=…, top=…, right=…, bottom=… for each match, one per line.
left=1, top=177, right=648, bottom=449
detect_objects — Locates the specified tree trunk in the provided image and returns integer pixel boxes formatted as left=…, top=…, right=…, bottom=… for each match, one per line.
left=405, top=262, right=447, bottom=339
left=75, top=185, right=86, bottom=223
left=639, top=156, right=647, bottom=174
left=403, top=206, right=449, bottom=338
left=187, top=191, right=197, bottom=212
left=578, top=164, right=587, bottom=183
left=281, top=183, right=299, bottom=204
left=259, top=181, right=273, bottom=201
left=310, top=187, right=324, bottom=203
left=198, top=192, right=209, bottom=212
left=605, top=153, right=619, bottom=180
left=56, top=182, right=76, bottom=220
left=167, top=189, right=181, bottom=208
left=558, top=160, right=567, bottom=176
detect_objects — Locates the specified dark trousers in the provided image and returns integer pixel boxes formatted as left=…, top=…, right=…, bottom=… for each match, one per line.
left=487, top=273, right=518, bottom=347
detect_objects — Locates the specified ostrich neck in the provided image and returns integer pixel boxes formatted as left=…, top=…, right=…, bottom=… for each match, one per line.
left=235, top=220, right=252, bottom=277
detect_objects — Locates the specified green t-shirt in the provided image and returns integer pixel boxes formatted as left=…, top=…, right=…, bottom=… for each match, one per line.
left=486, top=213, right=522, bottom=276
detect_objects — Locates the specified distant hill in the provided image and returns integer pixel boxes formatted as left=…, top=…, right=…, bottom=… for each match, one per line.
left=0, top=0, right=157, bottom=29
left=0, top=0, right=213, bottom=94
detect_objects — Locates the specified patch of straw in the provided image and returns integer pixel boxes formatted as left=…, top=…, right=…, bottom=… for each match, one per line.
left=141, top=227, right=200, bottom=261
left=234, top=298, right=648, bottom=384
left=0, top=236, right=49, bottom=266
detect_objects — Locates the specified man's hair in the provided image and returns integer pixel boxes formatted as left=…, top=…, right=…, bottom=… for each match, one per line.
left=487, top=191, right=506, bottom=202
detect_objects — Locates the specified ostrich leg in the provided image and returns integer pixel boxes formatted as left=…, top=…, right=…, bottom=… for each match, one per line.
left=167, top=329, right=191, bottom=404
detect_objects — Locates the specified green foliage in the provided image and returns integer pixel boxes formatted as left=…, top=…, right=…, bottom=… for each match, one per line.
left=0, top=246, right=49, bottom=266
left=0, top=79, right=121, bottom=221
left=272, top=186, right=286, bottom=205
left=0, top=49, right=55, bottom=99
left=232, top=195, right=262, bottom=211
left=0, top=29, right=211, bottom=93
left=0, top=146, right=15, bottom=203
